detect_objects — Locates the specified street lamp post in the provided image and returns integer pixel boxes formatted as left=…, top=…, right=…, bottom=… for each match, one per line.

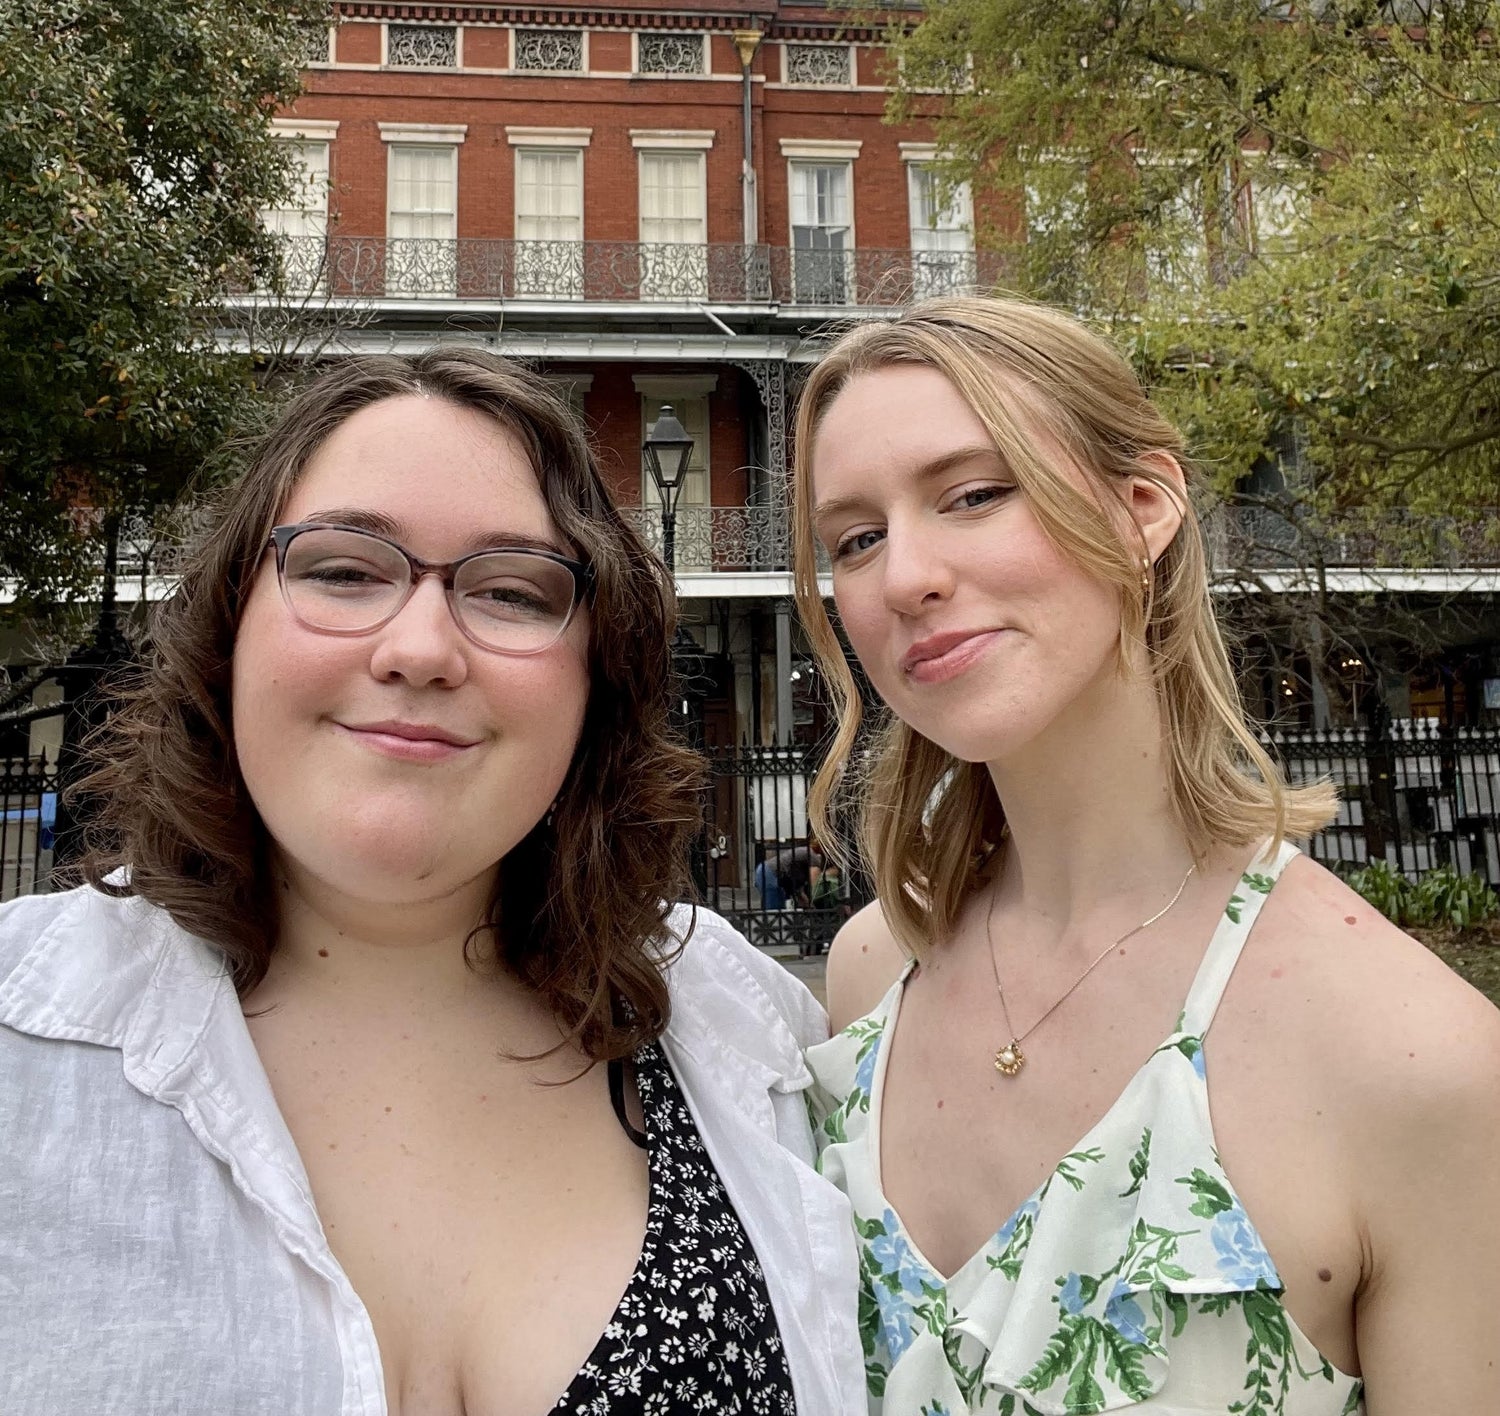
left=643, top=406, right=710, bottom=893
left=642, top=404, right=694, bottom=576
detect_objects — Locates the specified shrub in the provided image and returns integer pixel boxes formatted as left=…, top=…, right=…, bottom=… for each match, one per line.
left=1340, top=860, right=1500, bottom=930
left=1341, top=859, right=1411, bottom=925
left=1408, top=867, right=1500, bottom=931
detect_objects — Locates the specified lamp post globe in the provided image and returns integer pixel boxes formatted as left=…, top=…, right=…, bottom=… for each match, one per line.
left=642, top=403, right=695, bottom=575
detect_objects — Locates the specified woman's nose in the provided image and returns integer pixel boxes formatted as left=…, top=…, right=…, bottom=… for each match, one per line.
left=367, top=573, right=470, bottom=687
left=880, top=525, right=955, bottom=616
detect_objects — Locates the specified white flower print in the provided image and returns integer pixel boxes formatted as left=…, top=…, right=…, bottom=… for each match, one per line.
left=552, top=1042, right=797, bottom=1414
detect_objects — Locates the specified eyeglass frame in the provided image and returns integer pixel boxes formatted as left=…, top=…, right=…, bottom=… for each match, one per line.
left=266, top=522, right=596, bottom=656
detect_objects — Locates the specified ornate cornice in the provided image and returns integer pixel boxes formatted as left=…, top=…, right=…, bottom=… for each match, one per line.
left=333, top=2, right=881, bottom=38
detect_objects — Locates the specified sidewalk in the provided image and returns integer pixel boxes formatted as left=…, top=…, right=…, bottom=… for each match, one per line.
left=772, top=946, right=828, bottom=1010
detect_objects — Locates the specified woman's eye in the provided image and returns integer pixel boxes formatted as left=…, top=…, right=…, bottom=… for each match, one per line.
left=833, top=528, right=884, bottom=560
left=299, top=563, right=391, bottom=586
left=949, top=485, right=1011, bottom=512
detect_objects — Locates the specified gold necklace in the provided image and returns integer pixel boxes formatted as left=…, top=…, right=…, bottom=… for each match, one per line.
left=985, top=862, right=1196, bottom=1077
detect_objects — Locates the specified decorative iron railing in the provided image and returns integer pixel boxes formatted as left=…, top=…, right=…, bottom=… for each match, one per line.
left=1208, top=506, right=1500, bottom=570
left=13, top=506, right=1498, bottom=597
left=263, top=236, right=1010, bottom=307
left=618, top=506, right=792, bottom=574
left=0, top=751, right=56, bottom=902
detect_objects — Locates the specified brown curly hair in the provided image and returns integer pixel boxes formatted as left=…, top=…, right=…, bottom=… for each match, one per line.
left=74, top=348, right=706, bottom=1061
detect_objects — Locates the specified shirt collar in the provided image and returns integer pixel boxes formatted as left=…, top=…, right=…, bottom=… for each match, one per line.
left=0, top=886, right=229, bottom=1089
left=657, top=904, right=816, bottom=1095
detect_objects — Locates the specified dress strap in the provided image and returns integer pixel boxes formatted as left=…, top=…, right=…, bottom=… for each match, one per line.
left=608, top=1055, right=649, bottom=1150
left=1177, top=838, right=1300, bottom=1039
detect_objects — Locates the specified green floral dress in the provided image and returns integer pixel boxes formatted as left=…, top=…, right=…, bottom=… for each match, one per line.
left=805, top=841, right=1364, bottom=1416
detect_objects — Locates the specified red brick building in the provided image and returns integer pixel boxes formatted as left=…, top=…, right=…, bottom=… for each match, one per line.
left=264, top=1, right=993, bottom=764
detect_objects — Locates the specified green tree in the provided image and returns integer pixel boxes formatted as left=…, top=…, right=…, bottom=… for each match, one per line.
left=0, top=0, right=331, bottom=641
left=887, top=0, right=1500, bottom=502
left=874, top=0, right=1500, bottom=713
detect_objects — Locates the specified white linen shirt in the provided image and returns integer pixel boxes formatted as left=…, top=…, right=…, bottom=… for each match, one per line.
left=0, top=885, right=865, bottom=1416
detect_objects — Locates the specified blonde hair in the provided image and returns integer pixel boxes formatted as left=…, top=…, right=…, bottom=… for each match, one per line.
left=791, top=295, right=1336, bottom=957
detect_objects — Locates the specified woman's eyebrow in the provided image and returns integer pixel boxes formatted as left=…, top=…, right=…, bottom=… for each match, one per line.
left=293, top=509, right=568, bottom=557
left=463, top=531, right=570, bottom=557
left=811, top=444, right=1005, bottom=526
left=299, top=507, right=403, bottom=537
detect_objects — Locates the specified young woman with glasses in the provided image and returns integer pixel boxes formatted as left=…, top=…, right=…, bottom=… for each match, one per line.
left=793, top=297, right=1500, bottom=1415
left=0, top=350, right=863, bottom=1415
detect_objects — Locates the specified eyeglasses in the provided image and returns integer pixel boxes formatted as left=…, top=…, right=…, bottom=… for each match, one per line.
left=268, top=523, right=593, bottom=656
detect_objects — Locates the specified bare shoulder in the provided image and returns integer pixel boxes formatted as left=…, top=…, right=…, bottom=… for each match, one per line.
left=824, top=899, right=912, bottom=1034
left=1256, top=853, right=1500, bottom=1119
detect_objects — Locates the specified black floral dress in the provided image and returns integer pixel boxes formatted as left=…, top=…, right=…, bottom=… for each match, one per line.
left=552, top=1041, right=799, bottom=1415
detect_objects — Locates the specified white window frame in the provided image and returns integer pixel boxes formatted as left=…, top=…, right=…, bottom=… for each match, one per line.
left=264, top=121, right=338, bottom=292
left=1022, top=153, right=1088, bottom=243
left=782, top=140, right=859, bottom=306
left=510, top=139, right=586, bottom=298
left=305, top=23, right=338, bottom=67
left=900, top=146, right=974, bottom=298
left=381, top=128, right=464, bottom=296
left=896, top=49, right=974, bottom=95
left=1241, top=153, right=1305, bottom=258
left=632, top=31, right=708, bottom=76
left=635, top=145, right=709, bottom=298
left=381, top=22, right=463, bottom=70
left=1136, top=152, right=1207, bottom=287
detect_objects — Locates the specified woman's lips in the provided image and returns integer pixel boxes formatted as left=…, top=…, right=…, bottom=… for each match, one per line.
left=904, top=630, right=1005, bottom=685
left=335, top=723, right=478, bottom=763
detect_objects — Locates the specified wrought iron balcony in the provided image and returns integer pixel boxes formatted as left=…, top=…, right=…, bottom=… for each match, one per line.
left=263, top=235, right=1009, bottom=308
left=1209, top=506, right=1500, bottom=570
left=619, top=505, right=793, bottom=574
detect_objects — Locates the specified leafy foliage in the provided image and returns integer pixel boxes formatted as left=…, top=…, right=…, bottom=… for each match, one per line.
left=0, top=0, right=331, bottom=634
left=1340, top=856, right=1412, bottom=921
left=870, top=0, right=1500, bottom=534
left=1343, top=858, right=1500, bottom=926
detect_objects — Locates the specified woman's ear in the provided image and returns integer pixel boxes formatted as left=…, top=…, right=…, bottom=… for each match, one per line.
left=1126, top=451, right=1188, bottom=566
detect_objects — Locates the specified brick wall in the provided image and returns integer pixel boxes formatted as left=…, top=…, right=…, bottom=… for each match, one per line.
left=582, top=365, right=747, bottom=508
left=293, top=18, right=941, bottom=249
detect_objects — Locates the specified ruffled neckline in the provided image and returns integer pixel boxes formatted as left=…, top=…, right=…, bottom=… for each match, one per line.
left=807, top=843, right=1363, bottom=1415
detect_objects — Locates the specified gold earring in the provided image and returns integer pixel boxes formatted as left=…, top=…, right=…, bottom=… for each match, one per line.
left=1141, top=555, right=1152, bottom=594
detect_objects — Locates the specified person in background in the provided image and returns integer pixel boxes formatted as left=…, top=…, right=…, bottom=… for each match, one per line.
left=0, top=349, right=864, bottom=1416
left=793, top=295, right=1500, bottom=1415
left=755, top=843, right=789, bottom=912
left=777, top=835, right=824, bottom=911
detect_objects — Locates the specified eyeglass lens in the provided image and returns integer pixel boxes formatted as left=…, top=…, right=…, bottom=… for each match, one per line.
left=279, top=526, right=579, bottom=653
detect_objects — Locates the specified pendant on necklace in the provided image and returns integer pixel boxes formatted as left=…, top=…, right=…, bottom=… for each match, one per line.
left=994, top=1040, right=1026, bottom=1077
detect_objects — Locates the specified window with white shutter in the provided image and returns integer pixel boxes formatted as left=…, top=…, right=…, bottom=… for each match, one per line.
left=789, top=161, right=852, bottom=304
left=638, top=151, right=706, bottom=298
left=387, top=145, right=457, bottom=295
left=264, top=139, right=330, bottom=291
left=514, top=148, right=583, bottom=297
left=906, top=163, right=973, bottom=297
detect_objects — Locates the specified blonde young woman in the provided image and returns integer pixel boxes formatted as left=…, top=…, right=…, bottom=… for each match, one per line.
left=793, top=297, right=1500, bottom=1416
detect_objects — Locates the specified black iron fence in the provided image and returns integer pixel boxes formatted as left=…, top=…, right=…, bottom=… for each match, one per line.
left=693, top=722, right=1500, bottom=951
left=6, top=723, right=1500, bottom=940
left=1262, top=720, right=1500, bottom=883
left=0, top=749, right=57, bottom=902
left=697, top=744, right=873, bottom=957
